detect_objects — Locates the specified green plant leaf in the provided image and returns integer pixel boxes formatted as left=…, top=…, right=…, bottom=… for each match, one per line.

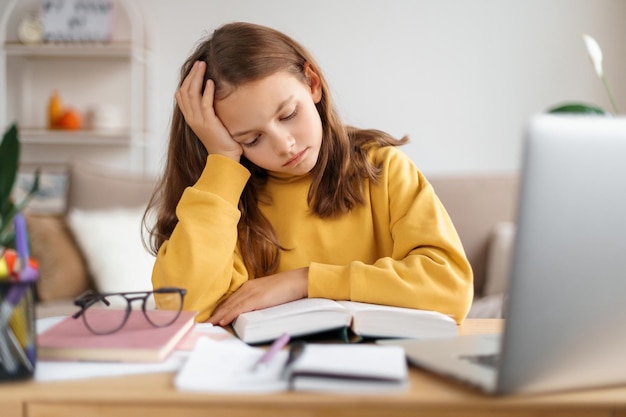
left=0, top=168, right=41, bottom=247
left=0, top=123, right=19, bottom=215
left=0, top=198, right=16, bottom=247
left=547, top=102, right=609, bottom=115
left=13, top=169, right=40, bottom=214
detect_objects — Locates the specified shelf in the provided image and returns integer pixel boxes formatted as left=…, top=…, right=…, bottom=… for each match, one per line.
left=3, top=42, right=139, bottom=59
left=20, top=128, right=137, bottom=146
left=1, top=0, right=149, bottom=172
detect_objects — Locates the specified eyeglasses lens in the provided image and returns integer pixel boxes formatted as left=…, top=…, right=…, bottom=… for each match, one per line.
left=82, top=294, right=129, bottom=334
left=144, top=291, right=183, bottom=327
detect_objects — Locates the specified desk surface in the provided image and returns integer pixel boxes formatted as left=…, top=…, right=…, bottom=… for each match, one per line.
left=2, top=319, right=626, bottom=417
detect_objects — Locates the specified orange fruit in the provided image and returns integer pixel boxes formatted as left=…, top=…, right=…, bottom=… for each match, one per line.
left=58, top=109, right=82, bottom=130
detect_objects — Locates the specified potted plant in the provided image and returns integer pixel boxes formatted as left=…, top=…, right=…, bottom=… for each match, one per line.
left=548, top=34, right=619, bottom=116
left=0, top=123, right=40, bottom=249
left=0, top=123, right=40, bottom=380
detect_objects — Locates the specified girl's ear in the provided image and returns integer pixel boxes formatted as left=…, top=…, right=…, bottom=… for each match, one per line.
left=304, top=63, right=323, bottom=104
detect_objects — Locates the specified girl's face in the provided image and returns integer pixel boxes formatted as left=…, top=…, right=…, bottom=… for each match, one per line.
left=214, top=69, right=323, bottom=175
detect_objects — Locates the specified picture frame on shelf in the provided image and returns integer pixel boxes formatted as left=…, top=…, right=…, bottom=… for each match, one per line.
left=13, top=164, right=70, bottom=215
left=42, top=0, right=114, bottom=42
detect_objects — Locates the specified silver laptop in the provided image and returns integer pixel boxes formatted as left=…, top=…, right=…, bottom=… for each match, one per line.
left=384, top=114, right=626, bottom=395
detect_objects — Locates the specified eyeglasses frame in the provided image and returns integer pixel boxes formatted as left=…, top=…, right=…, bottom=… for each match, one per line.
left=72, top=287, right=187, bottom=335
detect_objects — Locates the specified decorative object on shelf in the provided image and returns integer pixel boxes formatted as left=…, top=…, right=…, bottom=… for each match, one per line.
left=548, top=33, right=619, bottom=116
left=47, top=90, right=82, bottom=130
left=13, top=165, right=69, bottom=215
left=42, top=0, right=114, bottom=42
left=47, top=90, right=64, bottom=129
left=56, top=108, right=82, bottom=130
left=86, top=104, right=122, bottom=130
left=17, top=12, right=43, bottom=45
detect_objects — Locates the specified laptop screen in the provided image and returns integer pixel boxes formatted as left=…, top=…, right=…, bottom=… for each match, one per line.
left=498, top=114, right=626, bottom=394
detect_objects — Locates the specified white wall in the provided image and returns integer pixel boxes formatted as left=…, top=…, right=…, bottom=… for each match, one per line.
left=4, top=0, right=626, bottom=176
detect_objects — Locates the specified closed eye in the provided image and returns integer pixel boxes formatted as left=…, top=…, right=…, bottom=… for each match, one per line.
left=280, top=108, right=297, bottom=122
left=241, top=106, right=297, bottom=148
left=242, top=135, right=261, bottom=148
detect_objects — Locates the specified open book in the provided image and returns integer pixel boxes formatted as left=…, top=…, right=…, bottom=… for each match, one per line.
left=232, top=298, right=457, bottom=344
left=175, top=337, right=408, bottom=394
left=37, top=310, right=197, bottom=362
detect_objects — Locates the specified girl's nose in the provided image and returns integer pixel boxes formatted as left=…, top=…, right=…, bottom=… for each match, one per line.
left=271, top=131, right=296, bottom=155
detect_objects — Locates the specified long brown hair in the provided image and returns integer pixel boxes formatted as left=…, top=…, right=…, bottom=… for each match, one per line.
left=145, top=22, right=408, bottom=278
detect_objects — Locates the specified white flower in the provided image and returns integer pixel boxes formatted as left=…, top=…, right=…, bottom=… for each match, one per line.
left=582, top=33, right=604, bottom=78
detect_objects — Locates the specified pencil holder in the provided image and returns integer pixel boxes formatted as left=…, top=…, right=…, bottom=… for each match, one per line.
left=0, top=280, right=37, bottom=381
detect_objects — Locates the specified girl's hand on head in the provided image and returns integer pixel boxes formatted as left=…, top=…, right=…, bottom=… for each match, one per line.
left=175, top=61, right=243, bottom=161
left=208, top=267, right=309, bottom=326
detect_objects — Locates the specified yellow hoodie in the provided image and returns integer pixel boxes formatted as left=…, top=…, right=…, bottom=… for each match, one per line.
left=152, top=145, right=473, bottom=323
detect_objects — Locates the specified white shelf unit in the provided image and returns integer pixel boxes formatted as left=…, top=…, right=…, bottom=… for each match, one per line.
left=0, top=0, right=150, bottom=173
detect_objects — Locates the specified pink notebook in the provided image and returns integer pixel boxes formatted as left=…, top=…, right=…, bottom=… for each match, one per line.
left=37, top=310, right=197, bottom=362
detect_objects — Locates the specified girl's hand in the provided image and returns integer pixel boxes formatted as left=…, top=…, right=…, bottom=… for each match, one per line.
left=208, top=267, right=309, bottom=326
left=175, top=61, right=243, bottom=161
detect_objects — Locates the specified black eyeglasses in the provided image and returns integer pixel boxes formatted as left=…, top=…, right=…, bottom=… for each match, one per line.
left=72, top=287, right=187, bottom=335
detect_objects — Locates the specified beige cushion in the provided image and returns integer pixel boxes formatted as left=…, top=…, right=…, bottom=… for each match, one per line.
left=28, top=161, right=157, bottom=303
left=428, top=174, right=519, bottom=295
left=467, top=293, right=504, bottom=318
left=25, top=214, right=91, bottom=302
left=68, top=160, right=157, bottom=211
left=65, top=160, right=157, bottom=297
left=484, top=221, right=515, bottom=296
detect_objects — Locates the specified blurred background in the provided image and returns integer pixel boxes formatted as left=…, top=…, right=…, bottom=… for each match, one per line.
left=2, top=0, right=626, bottom=176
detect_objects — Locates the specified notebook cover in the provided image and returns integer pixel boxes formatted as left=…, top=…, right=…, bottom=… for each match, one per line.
left=37, top=309, right=197, bottom=362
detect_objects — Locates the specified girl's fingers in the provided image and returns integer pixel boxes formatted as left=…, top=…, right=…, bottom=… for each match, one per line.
left=173, top=61, right=242, bottom=159
left=187, top=62, right=205, bottom=107
left=176, top=61, right=206, bottom=121
left=209, top=295, right=248, bottom=326
left=212, top=281, right=264, bottom=326
left=201, top=79, right=216, bottom=120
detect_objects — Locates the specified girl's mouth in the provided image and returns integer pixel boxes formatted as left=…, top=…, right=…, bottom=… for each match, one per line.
left=283, top=148, right=308, bottom=167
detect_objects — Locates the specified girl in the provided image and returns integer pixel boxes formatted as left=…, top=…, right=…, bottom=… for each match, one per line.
left=147, top=22, right=473, bottom=326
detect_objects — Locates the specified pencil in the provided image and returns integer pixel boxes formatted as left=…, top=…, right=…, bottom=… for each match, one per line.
left=252, top=332, right=290, bottom=371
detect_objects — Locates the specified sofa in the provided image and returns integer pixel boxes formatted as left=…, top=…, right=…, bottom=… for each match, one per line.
left=28, top=160, right=158, bottom=319
left=29, top=160, right=518, bottom=320
left=428, top=174, right=518, bottom=318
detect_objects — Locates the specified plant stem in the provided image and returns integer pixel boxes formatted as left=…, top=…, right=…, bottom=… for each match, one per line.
left=602, top=75, right=620, bottom=114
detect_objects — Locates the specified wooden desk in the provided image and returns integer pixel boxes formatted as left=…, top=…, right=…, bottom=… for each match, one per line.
left=2, top=319, right=626, bottom=417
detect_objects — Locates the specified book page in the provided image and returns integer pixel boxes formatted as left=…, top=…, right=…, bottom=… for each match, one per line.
left=337, top=301, right=457, bottom=339
left=242, top=298, right=347, bottom=320
left=175, top=339, right=408, bottom=394
left=233, top=298, right=351, bottom=344
left=175, top=337, right=289, bottom=393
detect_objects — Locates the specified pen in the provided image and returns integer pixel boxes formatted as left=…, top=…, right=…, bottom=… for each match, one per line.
left=14, top=213, right=38, bottom=283
left=252, top=332, right=290, bottom=371
left=283, top=341, right=307, bottom=390
left=282, top=340, right=306, bottom=379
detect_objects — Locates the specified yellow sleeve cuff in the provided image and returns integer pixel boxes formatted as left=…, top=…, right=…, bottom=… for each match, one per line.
left=308, top=262, right=351, bottom=300
left=193, top=154, right=251, bottom=206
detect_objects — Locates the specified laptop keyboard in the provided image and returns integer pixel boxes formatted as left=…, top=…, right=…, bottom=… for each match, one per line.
left=460, top=353, right=500, bottom=369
